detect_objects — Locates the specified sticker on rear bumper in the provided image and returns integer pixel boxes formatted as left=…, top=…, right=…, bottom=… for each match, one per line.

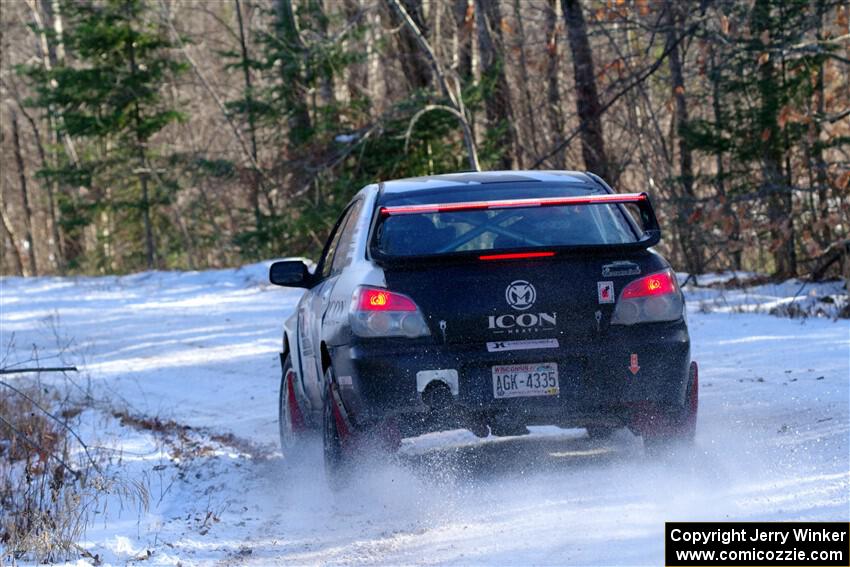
left=629, top=353, right=640, bottom=375
left=486, top=339, right=559, bottom=352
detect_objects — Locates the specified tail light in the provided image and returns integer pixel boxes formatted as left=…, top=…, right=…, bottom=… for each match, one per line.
left=610, top=269, right=684, bottom=325
left=350, top=287, right=431, bottom=338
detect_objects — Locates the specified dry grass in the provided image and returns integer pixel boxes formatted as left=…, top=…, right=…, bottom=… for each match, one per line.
left=0, top=383, right=88, bottom=563
left=0, top=325, right=150, bottom=565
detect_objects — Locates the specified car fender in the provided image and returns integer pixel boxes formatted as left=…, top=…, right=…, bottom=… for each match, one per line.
left=322, top=261, right=387, bottom=348
left=282, top=299, right=320, bottom=423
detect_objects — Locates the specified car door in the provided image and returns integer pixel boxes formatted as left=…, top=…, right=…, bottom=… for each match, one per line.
left=298, top=202, right=361, bottom=404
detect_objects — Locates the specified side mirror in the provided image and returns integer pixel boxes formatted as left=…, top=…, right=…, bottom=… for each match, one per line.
left=269, top=260, right=312, bottom=288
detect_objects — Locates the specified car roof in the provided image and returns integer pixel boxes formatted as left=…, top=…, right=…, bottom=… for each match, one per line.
left=375, top=170, right=606, bottom=199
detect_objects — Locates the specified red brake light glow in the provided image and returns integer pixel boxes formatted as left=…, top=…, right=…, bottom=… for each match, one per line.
left=620, top=270, right=677, bottom=299
left=357, top=288, right=417, bottom=311
left=380, top=193, right=647, bottom=216
left=479, top=251, right=555, bottom=261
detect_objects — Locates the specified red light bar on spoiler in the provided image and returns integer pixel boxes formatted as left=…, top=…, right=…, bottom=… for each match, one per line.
left=379, top=192, right=648, bottom=216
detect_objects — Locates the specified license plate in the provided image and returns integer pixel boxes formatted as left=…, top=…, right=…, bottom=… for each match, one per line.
left=492, top=363, right=559, bottom=399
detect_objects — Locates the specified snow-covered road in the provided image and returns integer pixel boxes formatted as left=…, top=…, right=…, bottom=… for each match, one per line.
left=1, top=265, right=847, bottom=565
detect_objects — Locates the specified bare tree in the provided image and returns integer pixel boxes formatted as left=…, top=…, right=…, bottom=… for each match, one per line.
left=235, top=0, right=263, bottom=229
left=387, top=0, right=433, bottom=92
left=562, top=0, right=609, bottom=179
left=389, top=0, right=480, bottom=171
left=475, top=0, right=516, bottom=169
left=9, top=108, right=38, bottom=276
left=545, top=0, right=565, bottom=169
left=664, top=0, right=703, bottom=274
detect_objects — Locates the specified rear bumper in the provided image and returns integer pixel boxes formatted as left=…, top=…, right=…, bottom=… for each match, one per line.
left=330, top=322, right=690, bottom=434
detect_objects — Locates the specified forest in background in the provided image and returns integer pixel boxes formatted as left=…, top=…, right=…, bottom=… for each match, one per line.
left=0, top=0, right=847, bottom=278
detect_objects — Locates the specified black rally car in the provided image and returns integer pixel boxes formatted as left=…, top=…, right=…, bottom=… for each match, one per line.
left=270, top=171, right=698, bottom=478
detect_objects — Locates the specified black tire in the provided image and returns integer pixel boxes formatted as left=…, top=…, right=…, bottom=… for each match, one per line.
left=279, top=354, right=302, bottom=454
left=323, top=366, right=353, bottom=489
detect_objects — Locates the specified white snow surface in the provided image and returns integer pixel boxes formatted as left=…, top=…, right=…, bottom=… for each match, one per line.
left=1, top=263, right=848, bottom=566
left=679, top=274, right=848, bottom=319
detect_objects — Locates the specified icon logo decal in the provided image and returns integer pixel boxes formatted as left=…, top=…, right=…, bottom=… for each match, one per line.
left=505, top=280, right=536, bottom=311
left=487, top=312, right=557, bottom=334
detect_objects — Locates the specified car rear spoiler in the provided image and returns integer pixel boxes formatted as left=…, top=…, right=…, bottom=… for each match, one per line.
left=380, top=192, right=648, bottom=215
left=372, top=192, right=661, bottom=263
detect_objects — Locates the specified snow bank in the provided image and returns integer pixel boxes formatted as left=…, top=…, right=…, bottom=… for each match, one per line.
left=681, top=276, right=848, bottom=319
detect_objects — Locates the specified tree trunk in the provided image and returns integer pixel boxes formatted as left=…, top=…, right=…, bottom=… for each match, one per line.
left=276, top=0, right=313, bottom=147
left=453, top=0, right=473, bottom=84
left=561, top=0, right=609, bottom=179
left=753, top=0, right=793, bottom=277
left=235, top=0, right=262, bottom=229
left=31, top=0, right=70, bottom=271
left=10, top=109, right=38, bottom=276
left=0, top=204, right=25, bottom=276
left=343, top=0, right=369, bottom=105
left=811, top=0, right=831, bottom=248
left=12, top=95, right=64, bottom=273
left=387, top=0, right=432, bottom=92
left=779, top=22, right=797, bottom=277
left=475, top=0, right=516, bottom=169
left=311, top=0, right=336, bottom=108
left=127, top=29, right=155, bottom=270
left=664, top=0, right=702, bottom=275
left=709, top=47, right=741, bottom=270
left=512, top=0, right=541, bottom=166
left=545, top=0, right=565, bottom=169
left=1, top=108, right=24, bottom=276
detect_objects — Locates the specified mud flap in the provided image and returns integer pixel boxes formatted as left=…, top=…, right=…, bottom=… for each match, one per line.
left=329, top=382, right=353, bottom=443
left=629, top=361, right=698, bottom=438
left=285, top=369, right=307, bottom=432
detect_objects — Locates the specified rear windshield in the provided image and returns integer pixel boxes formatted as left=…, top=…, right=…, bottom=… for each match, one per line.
left=373, top=183, right=640, bottom=257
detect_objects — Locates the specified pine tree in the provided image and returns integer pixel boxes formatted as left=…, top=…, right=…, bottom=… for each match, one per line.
left=21, top=0, right=186, bottom=271
left=685, top=0, right=841, bottom=276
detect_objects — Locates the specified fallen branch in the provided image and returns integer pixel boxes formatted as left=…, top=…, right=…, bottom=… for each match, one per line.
left=0, top=366, right=78, bottom=374
left=811, top=240, right=850, bottom=281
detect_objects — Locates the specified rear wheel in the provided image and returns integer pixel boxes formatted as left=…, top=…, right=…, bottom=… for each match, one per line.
left=279, top=354, right=305, bottom=454
left=643, top=362, right=698, bottom=454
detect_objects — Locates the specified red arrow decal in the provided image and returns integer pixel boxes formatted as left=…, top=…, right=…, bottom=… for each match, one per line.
left=629, top=353, right=640, bottom=375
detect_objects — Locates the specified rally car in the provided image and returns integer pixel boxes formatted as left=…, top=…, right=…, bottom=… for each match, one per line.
left=270, top=171, right=697, bottom=481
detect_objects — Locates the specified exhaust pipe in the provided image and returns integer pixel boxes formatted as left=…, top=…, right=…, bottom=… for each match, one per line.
left=421, top=381, right=454, bottom=410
